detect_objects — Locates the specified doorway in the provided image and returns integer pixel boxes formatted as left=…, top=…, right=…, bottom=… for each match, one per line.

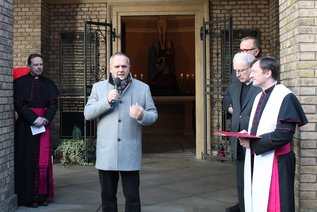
left=121, top=15, right=196, bottom=153
left=107, top=0, right=209, bottom=157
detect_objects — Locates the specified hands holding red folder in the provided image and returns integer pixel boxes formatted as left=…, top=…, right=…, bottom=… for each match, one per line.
left=239, top=130, right=251, bottom=148
left=215, top=130, right=261, bottom=149
left=215, top=130, right=261, bottom=139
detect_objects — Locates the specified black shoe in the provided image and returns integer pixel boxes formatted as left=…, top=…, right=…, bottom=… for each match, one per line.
left=25, top=202, right=39, bottom=208
left=38, top=200, right=49, bottom=206
left=225, top=203, right=240, bottom=212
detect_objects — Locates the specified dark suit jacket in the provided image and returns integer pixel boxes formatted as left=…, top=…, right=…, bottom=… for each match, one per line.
left=223, top=74, right=261, bottom=160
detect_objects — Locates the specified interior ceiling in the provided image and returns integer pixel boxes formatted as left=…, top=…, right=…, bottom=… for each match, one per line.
left=121, top=15, right=194, bottom=21
left=121, top=15, right=195, bottom=30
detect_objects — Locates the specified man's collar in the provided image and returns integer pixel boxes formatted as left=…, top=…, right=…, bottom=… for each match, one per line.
left=245, top=78, right=253, bottom=86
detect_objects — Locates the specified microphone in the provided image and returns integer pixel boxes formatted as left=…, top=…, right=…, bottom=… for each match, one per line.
left=113, top=77, right=121, bottom=91
left=111, top=77, right=121, bottom=105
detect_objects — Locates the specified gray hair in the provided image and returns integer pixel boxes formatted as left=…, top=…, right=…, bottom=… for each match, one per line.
left=109, top=52, right=130, bottom=66
left=233, top=52, right=256, bottom=67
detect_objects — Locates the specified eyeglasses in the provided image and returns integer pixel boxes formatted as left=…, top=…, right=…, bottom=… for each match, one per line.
left=234, top=66, right=249, bottom=74
left=240, top=48, right=257, bottom=52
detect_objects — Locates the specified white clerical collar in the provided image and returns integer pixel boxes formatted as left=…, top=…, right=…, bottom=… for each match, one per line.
left=263, top=81, right=278, bottom=92
left=245, top=79, right=253, bottom=86
left=268, top=81, right=277, bottom=88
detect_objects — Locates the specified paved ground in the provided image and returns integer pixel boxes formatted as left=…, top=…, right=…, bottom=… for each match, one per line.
left=16, top=151, right=237, bottom=212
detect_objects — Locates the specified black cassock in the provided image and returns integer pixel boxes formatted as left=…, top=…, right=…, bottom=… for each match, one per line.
left=249, top=85, right=307, bottom=212
left=14, top=73, right=58, bottom=205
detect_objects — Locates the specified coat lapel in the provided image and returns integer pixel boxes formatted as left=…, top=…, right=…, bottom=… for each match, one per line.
left=241, top=84, right=259, bottom=111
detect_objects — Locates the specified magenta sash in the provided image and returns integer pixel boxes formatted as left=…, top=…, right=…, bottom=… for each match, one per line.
left=30, top=108, right=54, bottom=198
left=267, top=143, right=291, bottom=212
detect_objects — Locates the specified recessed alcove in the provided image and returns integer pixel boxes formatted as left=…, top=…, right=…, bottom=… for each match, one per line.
left=121, top=15, right=196, bottom=152
left=122, top=15, right=195, bottom=96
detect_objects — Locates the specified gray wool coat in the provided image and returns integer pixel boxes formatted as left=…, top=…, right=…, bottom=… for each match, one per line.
left=84, top=78, right=158, bottom=171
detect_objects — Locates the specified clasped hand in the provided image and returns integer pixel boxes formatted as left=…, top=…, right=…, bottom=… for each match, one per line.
left=129, top=103, right=144, bottom=121
left=107, top=90, right=144, bottom=120
left=33, top=117, right=48, bottom=126
left=228, top=106, right=233, bottom=114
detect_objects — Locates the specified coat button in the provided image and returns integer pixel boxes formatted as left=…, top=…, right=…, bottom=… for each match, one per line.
left=118, top=138, right=121, bottom=142
left=118, top=119, right=121, bottom=123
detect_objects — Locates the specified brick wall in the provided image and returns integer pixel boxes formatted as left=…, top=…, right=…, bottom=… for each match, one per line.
left=9, top=0, right=317, bottom=210
left=13, top=0, right=42, bottom=67
left=0, top=0, right=17, bottom=211
left=268, top=0, right=280, bottom=59
left=279, top=0, right=317, bottom=210
left=48, top=2, right=108, bottom=78
left=13, top=0, right=50, bottom=68
left=209, top=0, right=273, bottom=56
left=41, top=0, right=50, bottom=69
left=48, top=2, right=107, bottom=146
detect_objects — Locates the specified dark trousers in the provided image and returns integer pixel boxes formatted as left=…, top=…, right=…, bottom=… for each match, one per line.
left=98, top=170, right=141, bottom=212
left=236, top=159, right=245, bottom=212
left=236, top=145, right=245, bottom=212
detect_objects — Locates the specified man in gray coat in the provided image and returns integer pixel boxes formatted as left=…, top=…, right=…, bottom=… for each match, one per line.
left=223, top=52, right=261, bottom=212
left=84, top=52, right=158, bottom=212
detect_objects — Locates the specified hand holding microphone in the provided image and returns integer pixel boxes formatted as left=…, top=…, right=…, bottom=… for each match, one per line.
left=108, top=90, right=119, bottom=105
left=108, top=77, right=121, bottom=106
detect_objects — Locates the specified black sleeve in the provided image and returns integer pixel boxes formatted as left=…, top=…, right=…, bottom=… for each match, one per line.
left=222, top=73, right=237, bottom=111
left=223, top=86, right=232, bottom=111
left=277, top=93, right=308, bottom=127
left=43, top=79, right=59, bottom=123
left=251, top=93, right=307, bottom=155
left=14, top=78, right=38, bottom=125
left=251, top=121, right=295, bottom=155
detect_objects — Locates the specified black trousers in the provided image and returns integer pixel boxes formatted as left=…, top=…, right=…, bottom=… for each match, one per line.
left=98, top=170, right=141, bottom=212
left=236, top=144, right=245, bottom=212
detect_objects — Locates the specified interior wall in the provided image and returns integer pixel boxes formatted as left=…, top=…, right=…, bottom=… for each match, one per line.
left=121, top=16, right=196, bottom=152
left=122, top=16, right=195, bottom=86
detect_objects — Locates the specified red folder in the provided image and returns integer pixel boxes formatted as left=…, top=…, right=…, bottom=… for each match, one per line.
left=215, top=130, right=261, bottom=139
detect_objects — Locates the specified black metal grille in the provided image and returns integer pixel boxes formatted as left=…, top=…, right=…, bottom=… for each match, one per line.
left=83, top=20, right=115, bottom=162
left=202, top=17, right=233, bottom=160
